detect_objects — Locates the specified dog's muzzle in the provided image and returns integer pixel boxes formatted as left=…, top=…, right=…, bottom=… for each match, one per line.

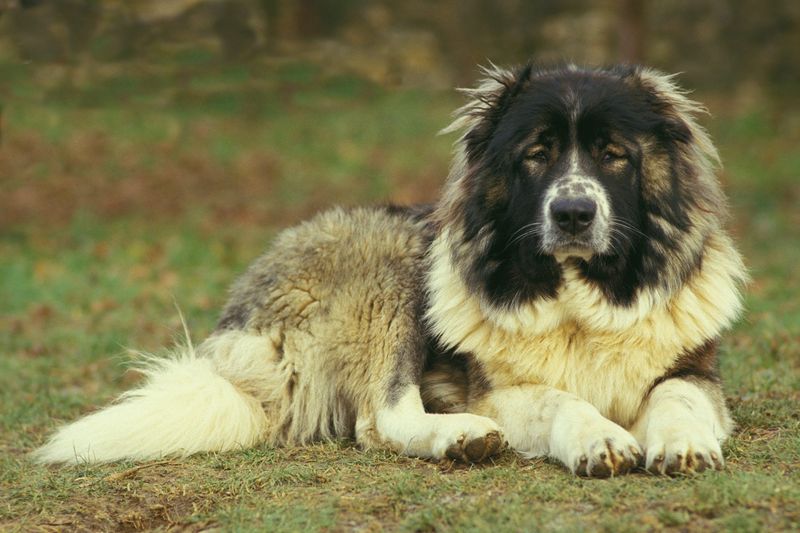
left=540, top=176, right=611, bottom=257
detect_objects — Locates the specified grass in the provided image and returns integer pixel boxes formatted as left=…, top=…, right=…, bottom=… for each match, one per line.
left=1, top=56, right=798, bottom=531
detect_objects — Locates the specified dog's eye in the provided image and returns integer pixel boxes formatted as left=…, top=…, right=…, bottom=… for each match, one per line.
left=525, top=149, right=549, bottom=164
left=601, top=146, right=626, bottom=164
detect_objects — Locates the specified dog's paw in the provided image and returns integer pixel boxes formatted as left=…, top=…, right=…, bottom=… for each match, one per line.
left=645, top=423, right=724, bottom=475
left=434, top=414, right=506, bottom=463
left=552, top=415, right=643, bottom=478
left=444, top=429, right=505, bottom=463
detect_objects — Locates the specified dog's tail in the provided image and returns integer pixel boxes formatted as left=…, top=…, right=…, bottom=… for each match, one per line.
left=33, top=330, right=280, bottom=464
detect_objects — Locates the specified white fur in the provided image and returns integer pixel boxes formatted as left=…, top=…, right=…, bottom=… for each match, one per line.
left=474, top=385, right=641, bottom=475
left=548, top=398, right=642, bottom=475
left=631, top=379, right=732, bottom=473
left=34, top=334, right=273, bottom=464
left=374, top=386, right=501, bottom=460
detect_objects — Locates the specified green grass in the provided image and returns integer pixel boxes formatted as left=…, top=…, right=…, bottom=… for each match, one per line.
left=1, top=59, right=799, bottom=531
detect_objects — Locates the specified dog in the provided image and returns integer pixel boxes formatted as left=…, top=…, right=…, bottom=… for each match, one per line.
left=35, top=64, right=747, bottom=477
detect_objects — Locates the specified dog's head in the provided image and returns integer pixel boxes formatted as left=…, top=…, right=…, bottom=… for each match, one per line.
left=437, top=64, right=726, bottom=307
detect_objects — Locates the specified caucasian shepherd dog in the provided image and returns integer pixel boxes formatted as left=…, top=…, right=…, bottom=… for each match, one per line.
left=36, top=64, right=747, bottom=477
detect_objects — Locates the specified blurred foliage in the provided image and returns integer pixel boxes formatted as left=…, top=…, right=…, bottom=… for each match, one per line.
left=0, top=58, right=456, bottom=229
left=0, top=0, right=798, bottom=90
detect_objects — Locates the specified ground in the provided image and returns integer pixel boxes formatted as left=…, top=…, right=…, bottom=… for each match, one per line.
left=1, top=58, right=798, bottom=532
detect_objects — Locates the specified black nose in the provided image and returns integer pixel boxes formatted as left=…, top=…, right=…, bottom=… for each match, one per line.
left=550, top=197, right=597, bottom=235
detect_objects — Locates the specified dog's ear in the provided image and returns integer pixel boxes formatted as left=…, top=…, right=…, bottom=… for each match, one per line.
left=625, top=67, right=731, bottom=295
left=441, top=63, right=533, bottom=163
left=631, top=68, right=720, bottom=166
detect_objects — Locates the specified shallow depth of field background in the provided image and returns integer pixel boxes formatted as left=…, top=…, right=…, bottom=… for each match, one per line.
left=1, top=1, right=798, bottom=531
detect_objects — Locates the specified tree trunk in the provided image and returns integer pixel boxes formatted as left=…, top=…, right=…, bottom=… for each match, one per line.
left=618, top=0, right=645, bottom=64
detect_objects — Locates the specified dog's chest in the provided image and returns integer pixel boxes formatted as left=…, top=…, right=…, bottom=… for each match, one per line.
left=430, top=273, right=686, bottom=426
left=474, top=319, right=673, bottom=427
left=427, top=234, right=743, bottom=428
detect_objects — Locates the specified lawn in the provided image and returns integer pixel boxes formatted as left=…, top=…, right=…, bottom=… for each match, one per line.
left=1, top=58, right=798, bottom=532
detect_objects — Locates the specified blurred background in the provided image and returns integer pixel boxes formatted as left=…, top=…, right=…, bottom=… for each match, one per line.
left=1, top=0, right=799, bottom=228
left=0, top=0, right=798, bottom=375
left=2, top=4, right=799, bottom=529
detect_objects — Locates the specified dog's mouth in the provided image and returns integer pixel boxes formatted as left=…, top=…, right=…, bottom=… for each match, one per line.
left=551, top=244, right=594, bottom=261
left=542, top=235, right=601, bottom=261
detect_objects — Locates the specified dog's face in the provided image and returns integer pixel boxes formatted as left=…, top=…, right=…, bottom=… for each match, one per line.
left=440, top=65, right=724, bottom=307
left=486, top=72, right=660, bottom=261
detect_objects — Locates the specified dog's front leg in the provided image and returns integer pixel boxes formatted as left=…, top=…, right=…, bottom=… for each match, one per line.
left=472, top=385, right=642, bottom=477
left=630, top=377, right=732, bottom=475
left=366, top=384, right=505, bottom=463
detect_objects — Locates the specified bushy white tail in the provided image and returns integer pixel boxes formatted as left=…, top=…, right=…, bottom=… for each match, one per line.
left=34, top=341, right=271, bottom=464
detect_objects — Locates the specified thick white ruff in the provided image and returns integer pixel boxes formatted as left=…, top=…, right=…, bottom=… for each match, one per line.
left=425, top=229, right=745, bottom=429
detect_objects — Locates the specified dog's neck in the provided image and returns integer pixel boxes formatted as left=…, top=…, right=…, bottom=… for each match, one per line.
left=424, top=228, right=746, bottom=352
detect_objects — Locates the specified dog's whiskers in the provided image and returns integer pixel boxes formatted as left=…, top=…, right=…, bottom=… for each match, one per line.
left=507, top=222, right=543, bottom=242
left=610, top=217, right=648, bottom=240
left=504, top=223, right=544, bottom=251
